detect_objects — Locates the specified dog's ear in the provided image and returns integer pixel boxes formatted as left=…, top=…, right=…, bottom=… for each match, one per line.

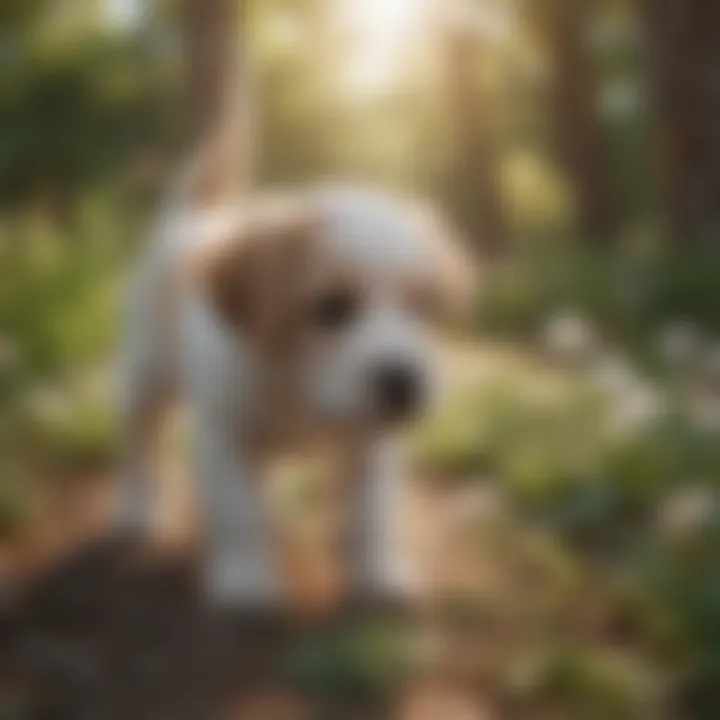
left=198, top=204, right=319, bottom=345
left=419, top=208, right=478, bottom=322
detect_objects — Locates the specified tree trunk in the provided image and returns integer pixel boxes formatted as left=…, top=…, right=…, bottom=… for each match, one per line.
left=545, top=0, right=617, bottom=245
left=446, top=27, right=507, bottom=256
left=641, top=0, right=720, bottom=245
left=179, top=0, right=253, bottom=200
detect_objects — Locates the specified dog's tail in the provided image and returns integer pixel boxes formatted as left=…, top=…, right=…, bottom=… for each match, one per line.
left=170, top=1, right=256, bottom=210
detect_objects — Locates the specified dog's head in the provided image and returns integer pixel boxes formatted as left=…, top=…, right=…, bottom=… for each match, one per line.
left=199, top=185, right=474, bottom=429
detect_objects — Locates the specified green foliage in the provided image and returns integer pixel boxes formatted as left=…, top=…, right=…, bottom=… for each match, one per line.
left=477, top=243, right=720, bottom=346
left=0, top=188, right=128, bottom=487
left=413, top=346, right=720, bottom=714
left=0, top=32, right=180, bottom=209
left=284, top=619, right=414, bottom=697
left=536, top=645, right=658, bottom=720
left=1, top=1, right=719, bottom=716
left=0, top=0, right=48, bottom=33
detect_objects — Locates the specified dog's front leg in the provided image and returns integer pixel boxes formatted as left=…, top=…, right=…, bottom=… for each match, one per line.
left=347, top=439, right=421, bottom=604
left=195, top=417, right=283, bottom=608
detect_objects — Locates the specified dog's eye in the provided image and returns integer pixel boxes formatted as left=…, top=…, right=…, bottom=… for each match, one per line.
left=308, top=289, right=359, bottom=331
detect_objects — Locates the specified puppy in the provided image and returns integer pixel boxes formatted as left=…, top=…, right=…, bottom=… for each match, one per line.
left=118, top=181, right=472, bottom=607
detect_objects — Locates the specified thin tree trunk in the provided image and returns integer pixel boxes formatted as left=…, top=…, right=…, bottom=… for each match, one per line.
left=545, top=0, right=617, bottom=245
left=446, top=27, right=507, bottom=256
left=179, top=0, right=254, bottom=201
left=641, top=0, right=720, bottom=245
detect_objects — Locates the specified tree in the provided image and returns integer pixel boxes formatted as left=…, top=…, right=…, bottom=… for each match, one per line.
left=179, top=0, right=253, bottom=200
left=445, top=21, right=508, bottom=255
left=0, top=0, right=48, bottom=34
left=543, top=0, right=618, bottom=245
left=641, top=0, right=720, bottom=245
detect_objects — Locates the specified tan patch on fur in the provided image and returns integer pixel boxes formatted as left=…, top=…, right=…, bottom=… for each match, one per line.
left=200, top=199, right=321, bottom=353
left=197, top=199, right=331, bottom=444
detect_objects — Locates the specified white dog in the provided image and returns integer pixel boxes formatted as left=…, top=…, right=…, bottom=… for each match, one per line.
left=118, top=163, right=472, bottom=607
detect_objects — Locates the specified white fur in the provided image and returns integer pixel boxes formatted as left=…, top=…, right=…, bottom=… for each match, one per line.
left=119, top=184, right=444, bottom=606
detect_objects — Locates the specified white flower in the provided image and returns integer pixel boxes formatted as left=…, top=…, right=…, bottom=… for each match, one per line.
left=592, top=352, right=666, bottom=438
left=691, top=393, right=720, bottom=432
left=543, top=312, right=596, bottom=362
left=592, top=353, right=640, bottom=396
left=601, top=80, right=640, bottom=120
left=605, top=382, right=665, bottom=439
left=657, top=486, right=715, bottom=538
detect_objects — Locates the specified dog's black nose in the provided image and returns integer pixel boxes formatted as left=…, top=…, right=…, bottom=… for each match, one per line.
left=372, top=363, right=422, bottom=422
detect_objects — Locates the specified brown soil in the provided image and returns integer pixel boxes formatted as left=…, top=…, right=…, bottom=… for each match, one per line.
left=0, top=477, right=493, bottom=720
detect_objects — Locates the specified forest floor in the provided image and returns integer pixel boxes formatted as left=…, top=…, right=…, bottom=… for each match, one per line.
left=1, top=346, right=507, bottom=719
left=1, top=477, right=500, bottom=720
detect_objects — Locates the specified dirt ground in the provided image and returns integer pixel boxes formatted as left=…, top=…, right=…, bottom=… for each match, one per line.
left=1, top=475, right=498, bottom=720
